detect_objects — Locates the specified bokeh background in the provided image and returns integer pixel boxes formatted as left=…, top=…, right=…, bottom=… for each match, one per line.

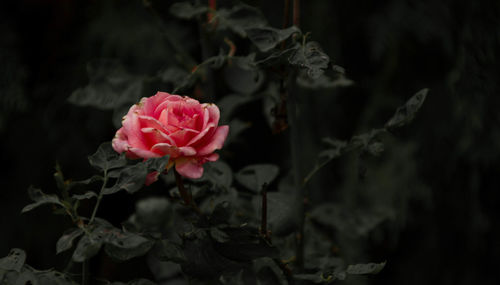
left=1, top=0, right=499, bottom=284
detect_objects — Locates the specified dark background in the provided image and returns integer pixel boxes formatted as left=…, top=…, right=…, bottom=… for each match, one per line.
left=1, top=0, right=499, bottom=284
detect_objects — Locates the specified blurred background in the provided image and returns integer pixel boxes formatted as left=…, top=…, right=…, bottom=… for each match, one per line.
left=1, top=0, right=499, bottom=284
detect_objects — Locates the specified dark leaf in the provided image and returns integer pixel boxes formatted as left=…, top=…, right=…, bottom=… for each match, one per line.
left=68, top=60, right=143, bottom=110
left=266, top=192, right=298, bottom=236
left=210, top=201, right=232, bottom=225
left=224, top=65, right=264, bottom=95
left=235, top=164, right=279, bottom=192
left=247, top=26, right=300, bottom=52
left=21, top=187, right=64, bottom=213
left=67, top=175, right=103, bottom=190
left=214, top=226, right=280, bottom=261
left=71, top=191, right=97, bottom=200
left=385, top=88, right=428, bottom=129
left=296, top=71, right=353, bottom=89
left=36, top=270, right=78, bottom=285
left=225, top=119, right=251, bottom=145
left=88, top=142, right=127, bottom=172
left=0, top=248, right=26, bottom=272
left=310, top=204, right=392, bottom=238
left=104, top=231, right=154, bottom=261
left=346, top=261, right=386, bottom=275
left=155, top=240, right=186, bottom=263
left=289, top=41, right=330, bottom=79
left=144, top=155, right=171, bottom=173
left=56, top=228, right=84, bottom=254
left=181, top=232, right=244, bottom=278
left=217, top=4, right=267, bottom=37
left=169, top=2, right=208, bottom=19
left=103, top=163, right=148, bottom=195
left=200, top=160, right=233, bottom=189
left=72, top=233, right=104, bottom=262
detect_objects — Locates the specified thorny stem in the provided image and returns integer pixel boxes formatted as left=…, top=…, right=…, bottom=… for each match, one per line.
left=174, top=169, right=201, bottom=215
left=89, top=170, right=108, bottom=225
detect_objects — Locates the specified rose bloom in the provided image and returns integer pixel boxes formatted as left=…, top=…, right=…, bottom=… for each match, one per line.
left=112, top=92, right=229, bottom=182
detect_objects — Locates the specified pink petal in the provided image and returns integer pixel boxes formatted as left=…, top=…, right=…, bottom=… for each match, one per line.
left=122, top=112, right=148, bottom=150
left=141, top=127, right=176, bottom=146
left=145, top=171, right=159, bottom=186
left=186, top=123, right=215, bottom=146
left=196, top=125, right=229, bottom=156
left=203, top=103, right=220, bottom=127
left=143, top=92, right=172, bottom=116
left=127, top=147, right=161, bottom=159
left=170, top=128, right=199, bottom=146
left=175, top=158, right=204, bottom=179
left=112, top=128, right=129, bottom=153
left=151, top=143, right=196, bottom=158
left=204, top=153, right=219, bottom=162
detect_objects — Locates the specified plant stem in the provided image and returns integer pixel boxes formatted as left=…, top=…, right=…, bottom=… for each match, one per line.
left=89, top=171, right=108, bottom=225
left=293, top=0, right=300, bottom=27
left=174, top=169, right=201, bottom=215
left=260, top=183, right=268, bottom=238
left=82, top=260, right=89, bottom=285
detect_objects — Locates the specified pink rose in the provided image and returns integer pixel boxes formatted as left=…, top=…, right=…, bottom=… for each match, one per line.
left=112, top=92, right=229, bottom=182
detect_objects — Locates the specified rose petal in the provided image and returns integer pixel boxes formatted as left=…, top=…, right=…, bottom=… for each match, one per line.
left=196, top=125, right=229, bottom=156
left=127, top=147, right=161, bottom=159
left=112, top=128, right=129, bottom=153
left=203, top=103, right=220, bottom=127
left=204, top=153, right=219, bottom=162
left=145, top=171, right=159, bottom=186
left=151, top=143, right=196, bottom=158
left=142, top=92, right=171, bottom=116
left=186, top=123, right=215, bottom=146
left=175, top=158, right=204, bottom=179
left=122, top=112, right=149, bottom=150
left=141, top=127, right=176, bottom=146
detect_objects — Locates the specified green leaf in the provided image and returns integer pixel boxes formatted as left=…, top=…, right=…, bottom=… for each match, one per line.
left=104, top=231, right=154, bottom=261
left=143, top=155, right=171, bottom=173
left=309, top=204, right=392, bottom=238
left=266, top=192, right=298, bottom=236
left=235, top=164, right=279, bottom=192
left=21, top=187, right=64, bottom=213
left=155, top=240, right=186, bottom=263
left=35, top=270, right=78, bottom=285
left=217, top=4, right=267, bottom=37
left=103, top=163, right=148, bottom=195
left=67, top=175, right=103, bottom=190
left=181, top=231, right=244, bottom=278
left=56, top=228, right=84, bottom=254
left=103, top=155, right=170, bottom=195
left=214, top=226, right=280, bottom=261
left=72, top=233, right=104, bottom=262
left=247, top=26, right=300, bottom=52
left=200, top=160, right=233, bottom=189
left=0, top=248, right=26, bottom=272
left=88, top=142, right=127, bottom=172
left=131, top=197, right=172, bottom=232
left=225, top=119, right=251, bottom=145
left=71, top=191, right=97, bottom=200
left=289, top=41, right=330, bottom=79
left=169, top=2, right=208, bottom=19
left=346, top=261, right=386, bottom=275
left=68, top=60, right=143, bottom=110
left=385, top=88, right=428, bottom=129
